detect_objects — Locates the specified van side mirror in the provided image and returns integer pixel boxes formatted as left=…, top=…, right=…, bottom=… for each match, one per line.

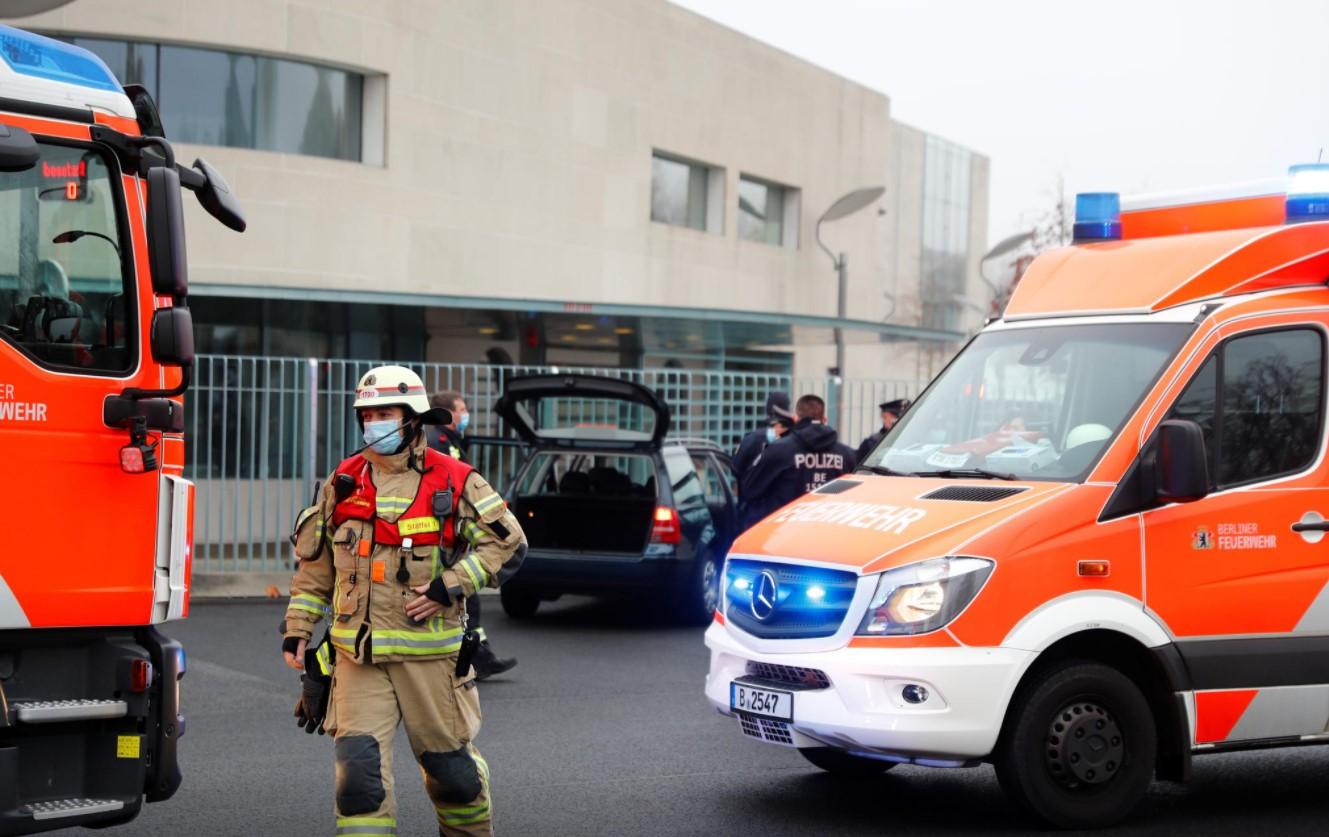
left=0, top=123, right=39, bottom=172
left=146, top=165, right=188, bottom=298
left=1155, top=419, right=1209, bottom=503
left=150, top=306, right=194, bottom=366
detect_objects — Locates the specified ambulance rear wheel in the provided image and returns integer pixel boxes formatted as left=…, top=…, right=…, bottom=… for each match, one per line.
left=500, top=584, right=541, bottom=619
left=798, top=747, right=895, bottom=777
left=995, top=662, right=1156, bottom=829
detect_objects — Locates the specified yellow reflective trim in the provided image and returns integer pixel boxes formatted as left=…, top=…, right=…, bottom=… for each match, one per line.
left=292, top=593, right=330, bottom=607
left=398, top=516, right=440, bottom=536
left=288, top=602, right=327, bottom=617
left=458, top=557, right=483, bottom=591
left=473, top=493, right=504, bottom=514
left=370, top=642, right=463, bottom=656
left=336, top=817, right=396, bottom=825
left=436, top=801, right=489, bottom=816
left=461, top=520, right=486, bottom=545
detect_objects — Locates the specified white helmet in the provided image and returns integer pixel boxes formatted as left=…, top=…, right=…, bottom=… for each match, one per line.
left=353, top=365, right=430, bottom=416
left=1065, top=423, right=1111, bottom=450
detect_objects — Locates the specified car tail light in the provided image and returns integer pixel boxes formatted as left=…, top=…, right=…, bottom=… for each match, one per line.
left=131, top=659, right=154, bottom=693
left=651, top=506, right=681, bottom=544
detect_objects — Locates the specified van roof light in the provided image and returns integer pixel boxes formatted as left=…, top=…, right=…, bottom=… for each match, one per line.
left=1073, top=192, right=1122, bottom=243
left=1285, top=163, right=1329, bottom=224
left=0, top=25, right=121, bottom=93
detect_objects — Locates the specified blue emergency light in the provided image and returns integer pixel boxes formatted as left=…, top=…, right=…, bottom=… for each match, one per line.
left=0, top=25, right=121, bottom=93
left=1285, top=163, right=1329, bottom=224
left=1073, top=192, right=1122, bottom=243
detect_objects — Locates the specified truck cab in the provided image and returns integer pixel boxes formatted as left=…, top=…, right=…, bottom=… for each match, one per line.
left=0, top=27, right=242, bottom=835
left=705, top=170, right=1329, bottom=828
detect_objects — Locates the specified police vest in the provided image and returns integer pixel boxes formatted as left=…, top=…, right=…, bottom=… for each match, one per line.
left=329, top=448, right=473, bottom=549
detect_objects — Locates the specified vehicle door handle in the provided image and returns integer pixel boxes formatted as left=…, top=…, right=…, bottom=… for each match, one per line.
left=1292, top=521, right=1329, bottom=532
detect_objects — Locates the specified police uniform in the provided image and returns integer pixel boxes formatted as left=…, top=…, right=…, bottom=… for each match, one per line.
left=432, top=424, right=468, bottom=463
left=856, top=399, right=909, bottom=462
left=738, top=418, right=856, bottom=529
left=284, top=366, right=526, bottom=837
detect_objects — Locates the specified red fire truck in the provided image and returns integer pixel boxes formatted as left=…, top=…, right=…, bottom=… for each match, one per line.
left=0, top=26, right=243, bottom=834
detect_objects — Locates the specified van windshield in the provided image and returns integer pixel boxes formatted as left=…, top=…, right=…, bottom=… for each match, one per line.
left=864, top=322, right=1192, bottom=482
left=0, top=141, right=130, bottom=373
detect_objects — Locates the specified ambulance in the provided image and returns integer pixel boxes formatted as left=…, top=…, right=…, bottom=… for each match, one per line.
left=706, top=168, right=1329, bottom=828
left=0, top=27, right=243, bottom=834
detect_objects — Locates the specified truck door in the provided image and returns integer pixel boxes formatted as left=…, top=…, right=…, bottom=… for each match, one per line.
left=0, top=134, right=156, bottom=627
left=1143, top=320, right=1329, bottom=745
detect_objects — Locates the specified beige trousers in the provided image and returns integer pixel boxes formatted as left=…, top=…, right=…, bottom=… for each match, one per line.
left=328, top=652, right=492, bottom=836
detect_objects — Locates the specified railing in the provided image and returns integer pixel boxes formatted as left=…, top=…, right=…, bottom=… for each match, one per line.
left=186, top=354, right=923, bottom=572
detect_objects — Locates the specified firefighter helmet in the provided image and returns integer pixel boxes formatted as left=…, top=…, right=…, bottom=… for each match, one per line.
left=353, top=365, right=430, bottom=415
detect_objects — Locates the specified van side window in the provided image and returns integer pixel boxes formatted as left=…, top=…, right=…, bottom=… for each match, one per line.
left=1165, top=329, right=1323, bottom=488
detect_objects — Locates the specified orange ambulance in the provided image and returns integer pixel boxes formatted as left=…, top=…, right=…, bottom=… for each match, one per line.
left=0, top=26, right=243, bottom=835
left=706, top=169, right=1329, bottom=828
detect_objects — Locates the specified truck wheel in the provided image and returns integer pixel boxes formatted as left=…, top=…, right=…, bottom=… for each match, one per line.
left=995, top=662, right=1156, bottom=829
left=677, top=550, right=720, bottom=625
left=799, top=747, right=895, bottom=777
left=500, top=584, right=541, bottom=619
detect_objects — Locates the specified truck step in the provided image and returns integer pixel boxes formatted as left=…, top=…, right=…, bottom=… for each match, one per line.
left=22, top=798, right=125, bottom=821
left=12, top=699, right=128, bottom=724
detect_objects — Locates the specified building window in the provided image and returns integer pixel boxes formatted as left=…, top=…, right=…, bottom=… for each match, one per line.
left=651, top=151, right=721, bottom=233
left=57, top=36, right=370, bottom=163
left=738, top=174, right=798, bottom=248
left=920, top=135, right=972, bottom=332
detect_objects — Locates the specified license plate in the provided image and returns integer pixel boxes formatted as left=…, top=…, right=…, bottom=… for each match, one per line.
left=730, top=682, right=793, bottom=721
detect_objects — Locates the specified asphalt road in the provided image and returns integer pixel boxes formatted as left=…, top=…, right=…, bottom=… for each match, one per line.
left=53, top=597, right=1329, bottom=836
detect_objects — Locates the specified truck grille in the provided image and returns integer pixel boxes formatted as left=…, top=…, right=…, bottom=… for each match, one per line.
left=724, top=559, right=857, bottom=639
left=745, top=662, right=830, bottom=690
left=737, top=713, right=795, bottom=746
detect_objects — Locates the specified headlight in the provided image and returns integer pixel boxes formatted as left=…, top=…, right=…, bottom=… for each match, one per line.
left=856, top=557, right=993, bottom=636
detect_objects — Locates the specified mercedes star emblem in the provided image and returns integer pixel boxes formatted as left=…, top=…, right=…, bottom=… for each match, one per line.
left=751, top=570, right=778, bottom=621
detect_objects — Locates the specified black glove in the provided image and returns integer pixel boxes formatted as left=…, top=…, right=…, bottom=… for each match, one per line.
left=293, top=645, right=332, bottom=735
left=281, top=635, right=302, bottom=656
left=424, top=576, right=453, bottom=606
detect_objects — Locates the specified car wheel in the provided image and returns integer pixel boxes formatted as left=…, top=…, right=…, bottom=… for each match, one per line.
left=499, top=584, right=541, bottom=619
left=799, top=747, right=895, bottom=777
left=995, top=661, right=1156, bottom=829
left=678, top=550, right=720, bottom=625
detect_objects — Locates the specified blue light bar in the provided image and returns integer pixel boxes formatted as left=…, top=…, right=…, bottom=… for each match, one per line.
left=1073, top=192, right=1122, bottom=243
left=0, top=25, right=121, bottom=93
left=1286, top=163, right=1329, bottom=224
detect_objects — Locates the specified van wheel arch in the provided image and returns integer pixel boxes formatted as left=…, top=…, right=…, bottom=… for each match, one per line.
left=997, top=629, right=1190, bottom=784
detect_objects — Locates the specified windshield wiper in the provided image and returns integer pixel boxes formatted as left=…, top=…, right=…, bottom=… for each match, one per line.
left=910, top=467, right=1019, bottom=481
left=857, top=464, right=916, bottom=477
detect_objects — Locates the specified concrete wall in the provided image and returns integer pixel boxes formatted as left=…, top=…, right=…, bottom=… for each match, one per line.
left=9, top=0, right=986, bottom=381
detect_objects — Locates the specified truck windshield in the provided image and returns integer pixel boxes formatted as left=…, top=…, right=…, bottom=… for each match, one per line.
left=864, top=322, right=1192, bottom=482
left=0, top=141, right=131, bottom=373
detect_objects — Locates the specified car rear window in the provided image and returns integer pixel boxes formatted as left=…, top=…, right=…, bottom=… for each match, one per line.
left=516, top=452, right=657, bottom=497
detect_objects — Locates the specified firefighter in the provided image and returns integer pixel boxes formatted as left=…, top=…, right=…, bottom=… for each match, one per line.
left=738, top=394, right=856, bottom=529
left=281, top=365, right=527, bottom=837
left=855, top=398, right=909, bottom=462
left=427, top=389, right=517, bottom=681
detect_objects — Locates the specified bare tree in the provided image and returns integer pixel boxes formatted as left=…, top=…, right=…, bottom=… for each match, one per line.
left=1030, top=174, right=1073, bottom=253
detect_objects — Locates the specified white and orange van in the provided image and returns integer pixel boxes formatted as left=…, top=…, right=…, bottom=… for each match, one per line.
left=705, top=169, right=1329, bottom=828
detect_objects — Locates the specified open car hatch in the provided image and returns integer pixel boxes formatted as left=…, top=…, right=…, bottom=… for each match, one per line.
left=494, top=374, right=672, bottom=449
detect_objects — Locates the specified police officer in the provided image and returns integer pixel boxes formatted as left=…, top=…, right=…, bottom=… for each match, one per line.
left=738, top=394, right=856, bottom=529
left=856, top=398, right=909, bottom=462
left=427, top=390, right=517, bottom=682
left=282, top=365, right=527, bottom=837
left=732, top=392, right=794, bottom=483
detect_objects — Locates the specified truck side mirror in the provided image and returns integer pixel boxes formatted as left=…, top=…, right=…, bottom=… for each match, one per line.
left=191, top=157, right=246, bottom=233
left=147, top=165, right=188, bottom=298
left=1155, top=419, right=1209, bottom=503
left=150, top=306, right=194, bottom=366
left=0, top=122, right=39, bottom=171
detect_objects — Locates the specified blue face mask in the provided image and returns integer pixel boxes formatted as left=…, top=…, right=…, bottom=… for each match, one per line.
left=765, top=426, right=778, bottom=444
left=363, top=419, right=403, bottom=454
left=457, top=412, right=470, bottom=434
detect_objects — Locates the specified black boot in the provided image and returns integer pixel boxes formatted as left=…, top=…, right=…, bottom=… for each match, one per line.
left=472, top=642, right=516, bottom=681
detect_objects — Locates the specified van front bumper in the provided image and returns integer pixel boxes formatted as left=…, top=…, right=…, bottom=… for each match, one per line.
left=704, top=620, right=1033, bottom=764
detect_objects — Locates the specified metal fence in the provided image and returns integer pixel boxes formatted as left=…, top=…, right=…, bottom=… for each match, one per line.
left=187, top=354, right=923, bottom=572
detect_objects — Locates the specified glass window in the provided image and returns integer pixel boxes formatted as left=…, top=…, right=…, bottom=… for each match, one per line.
left=868, top=323, right=1191, bottom=481
left=1170, top=330, right=1324, bottom=487
left=0, top=142, right=132, bottom=373
left=920, top=135, right=972, bottom=332
left=651, top=152, right=709, bottom=231
left=60, top=36, right=365, bottom=162
left=516, top=452, right=655, bottom=496
left=692, top=453, right=729, bottom=504
left=737, top=175, right=788, bottom=245
left=663, top=447, right=707, bottom=512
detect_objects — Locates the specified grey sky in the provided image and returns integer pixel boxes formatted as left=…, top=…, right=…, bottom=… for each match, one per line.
left=671, top=0, right=1329, bottom=247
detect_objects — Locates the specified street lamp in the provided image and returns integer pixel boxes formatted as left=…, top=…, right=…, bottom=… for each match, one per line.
left=816, top=185, right=885, bottom=426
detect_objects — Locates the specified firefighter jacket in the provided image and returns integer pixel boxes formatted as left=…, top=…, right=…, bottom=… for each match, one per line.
left=284, top=435, right=526, bottom=663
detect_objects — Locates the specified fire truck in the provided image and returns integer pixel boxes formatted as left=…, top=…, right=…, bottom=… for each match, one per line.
left=0, top=26, right=243, bottom=834
left=707, top=166, right=1329, bottom=828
